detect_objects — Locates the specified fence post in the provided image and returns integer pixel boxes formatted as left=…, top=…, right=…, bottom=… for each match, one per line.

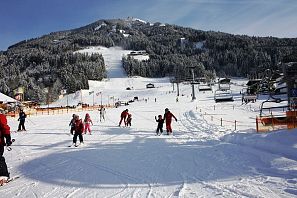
left=214, top=105, right=215, bottom=110
left=271, top=112, right=274, bottom=130
left=233, top=105, right=234, bottom=110
left=235, top=120, right=237, bottom=130
left=221, top=118, right=223, bottom=126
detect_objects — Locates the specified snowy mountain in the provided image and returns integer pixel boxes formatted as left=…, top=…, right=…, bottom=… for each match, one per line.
left=1, top=46, right=297, bottom=197
left=1, top=18, right=297, bottom=103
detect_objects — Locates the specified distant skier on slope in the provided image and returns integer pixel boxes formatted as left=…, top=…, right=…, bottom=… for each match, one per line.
left=164, top=108, right=177, bottom=135
left=0, top=108, right=13, bottom=185
left=99, top=106, right=106, bottom=122
left=155, top=115, right=164, bottom=135
left=83, top=113, right=93, bottom=135
left=118, top=109, right=129, bottom=127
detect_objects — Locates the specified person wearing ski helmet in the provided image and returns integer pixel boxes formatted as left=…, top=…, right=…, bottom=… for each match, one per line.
left=155, top=114, right=165, bottom=135
left=164, top=108, right=177, bottom=135
left=69, top=114, right=77, bottom=135
left=84, top=113, right=93, bottom=135
left=0, top=108, right=12, bottom=185
left=126, top=113, right=132, bottom=127
left=17, top=109, right=27, bottom=131
left=72, top=115, right=84, bottom=146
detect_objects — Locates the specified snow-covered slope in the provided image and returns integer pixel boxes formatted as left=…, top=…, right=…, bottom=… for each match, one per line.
left=1, top=46, right=297, bottom=197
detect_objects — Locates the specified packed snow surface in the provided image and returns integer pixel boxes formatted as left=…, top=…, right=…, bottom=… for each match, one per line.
left=1, top=46, right=297, bottom=197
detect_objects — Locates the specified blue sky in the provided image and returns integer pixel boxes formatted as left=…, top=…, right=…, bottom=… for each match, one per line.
left=1, top=0, right=297, bottom=50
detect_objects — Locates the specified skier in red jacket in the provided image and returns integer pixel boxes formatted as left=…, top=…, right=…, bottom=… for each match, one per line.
left=164, top=108, right=177, bottom=135
left=118, top=109, right=129, bottom=127
left=72, top=115, right=84, bottom=147
left=0, top=108, right=12, bottom=185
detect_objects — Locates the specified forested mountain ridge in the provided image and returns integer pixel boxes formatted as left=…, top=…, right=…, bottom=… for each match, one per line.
left=1, top=18, right=297, bottom=102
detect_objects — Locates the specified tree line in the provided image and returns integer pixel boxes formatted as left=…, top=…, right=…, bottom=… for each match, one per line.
left=0, top=18, right=296, bottom=103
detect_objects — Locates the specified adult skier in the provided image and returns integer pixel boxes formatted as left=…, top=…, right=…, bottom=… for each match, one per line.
left=164, top=108, right=177, bottom=135
left=0, top=108, right=12, bottom=185
left=99, top=106, right=106, bottom=122
left=118, top=109, right=129, bottom=127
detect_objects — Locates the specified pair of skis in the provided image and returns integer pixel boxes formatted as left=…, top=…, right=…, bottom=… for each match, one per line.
left=68, top=143, right=84, bottom=147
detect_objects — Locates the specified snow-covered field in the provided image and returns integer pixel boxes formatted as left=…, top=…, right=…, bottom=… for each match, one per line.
left=1, top=46, right=297, bottom=197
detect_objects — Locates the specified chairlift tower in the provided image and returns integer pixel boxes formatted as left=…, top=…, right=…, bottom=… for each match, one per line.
left=189, top=66, right=196, bottom=100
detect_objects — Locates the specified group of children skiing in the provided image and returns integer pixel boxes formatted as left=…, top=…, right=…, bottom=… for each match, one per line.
left=69, top=113, right=94, bottom=147
left=69, top=106, right=177, bottom=146
left=0, top=106, right=178, bottom=185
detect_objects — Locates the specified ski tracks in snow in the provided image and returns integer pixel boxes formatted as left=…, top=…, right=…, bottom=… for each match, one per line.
left=177, top=110, right=221, bottom=141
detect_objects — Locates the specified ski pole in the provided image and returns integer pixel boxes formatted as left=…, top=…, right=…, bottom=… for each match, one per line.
left=6, top=139, right=15, bottom=151
left=27, top=118, right=36, bottom=125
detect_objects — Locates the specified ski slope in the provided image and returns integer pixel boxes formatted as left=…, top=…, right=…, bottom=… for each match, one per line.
left=1, top=46, right=297, bottom=197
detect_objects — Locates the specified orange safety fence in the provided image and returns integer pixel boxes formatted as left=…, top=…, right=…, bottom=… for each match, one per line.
left=256, top=111, right=297, bottom=132
left=4, top=104, right=114, bottom=118
left=199, top=110, right=246, bottom=131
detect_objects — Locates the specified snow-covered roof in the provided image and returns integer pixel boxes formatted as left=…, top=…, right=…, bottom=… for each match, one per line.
left=0, top=92, right=16, bottom=103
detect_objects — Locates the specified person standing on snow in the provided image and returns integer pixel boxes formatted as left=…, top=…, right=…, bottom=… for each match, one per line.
left=72, top=115, right=84, bottom=146
left=0, top=108, right=13, bottom=185
left=83, top=113, right=93, bottom=135
left=17, top=109, right=27, bottom=131
left=155, top=115, right=164, bottom=135
left=69, top=114, right=77, bottom=135
left=164, top=108, right=177, bottom=135
left=118, top=109, right=129, bottom=127
left=99, top=106, right=106, bottom=122
left=125, top=113, right=132, bottom=127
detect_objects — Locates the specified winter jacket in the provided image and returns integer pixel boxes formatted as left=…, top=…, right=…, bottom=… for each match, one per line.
left=164, top=111, right=177, bottom=124
left=74, top=119, right=84, bottom=134
left=84, top=117, right=93, bottom=125
left=155, top=117, right=165, bottom=128
left=121, top=110, right=129, bottom=118
left=69, top=118, right=76, bottom=127
left=18, top=111, right=27, bottom=121
left=0, top=114, right=11, bottom=146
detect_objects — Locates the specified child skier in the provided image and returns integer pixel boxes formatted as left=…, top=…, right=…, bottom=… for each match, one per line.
left=17, top=109, right=27, bottom=131
left=155, top=115, right=164, bottom=135
left=84, top=113, right=93, bottom=135
left=126, top=114, right=132, bottom=127
left=72, top=115, right=84, bottom=147
left=69, top=114, right=76, bottom=135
